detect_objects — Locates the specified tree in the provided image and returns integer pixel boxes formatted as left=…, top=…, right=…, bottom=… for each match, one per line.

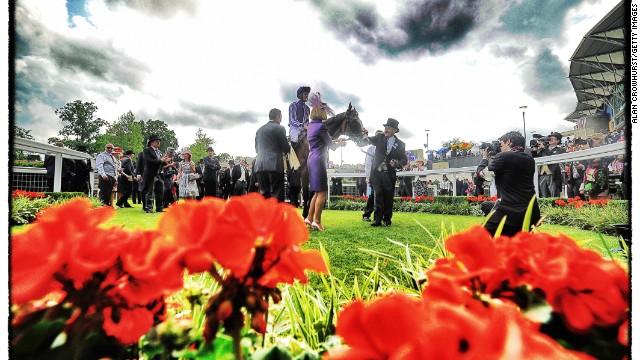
left=217, top=152, right=231, bottom=163
left=55, top=100, right=108, bottom=149
left=98, top=111, right=145, bottom=154
left=13, top=125, right=34, bottom=140
left=141, top=119, right=179, bottom=150
left=188, top=128, right=216, bottom=163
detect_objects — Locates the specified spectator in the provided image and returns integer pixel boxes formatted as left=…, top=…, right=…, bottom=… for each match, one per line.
left=287, top=167, right=302, bottom=206
left=355, top=163, right=367, bottom=197
left=399, top=163, right=413, bottom=197
left=533, top=132, right=566, bottom=198
left=440, top=175, right=452, bottom=196
left=202, top=147, right=221, bottom=197
left=232, top=158, right=250, bottom=197
left=115, top=150, right=135, bottom=208
left=176, top=148, right=200, bottom=200
left=221, top=159, right=234, bottom=199
left=331, top=173, right=343, bottom=196
left=195, top=159, right=205, bottom=200
left=95, top=143, right=117, bottom=206
left=141, top=134, right=172, bottom=213
left=254, top=108, right=291, bottom=202
left=162, top=147, right=178, bottom=207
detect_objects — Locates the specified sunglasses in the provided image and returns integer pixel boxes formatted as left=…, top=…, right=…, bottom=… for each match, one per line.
left=106, top=147, right=114, bottom=149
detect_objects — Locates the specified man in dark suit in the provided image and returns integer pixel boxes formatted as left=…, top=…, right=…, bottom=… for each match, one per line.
left=195, top=159, right=205, bottom=200
left=231, top=158, right=250, bottom=197
left=366, top=118, right=408, bottom=227
left=141, top=134, right=172, bottom=213
left=71, top=145, right=92, bottom=194
left=115, top=150, right=135, bottom=208
left=254, top=108, right=291, bottom=202
left=202, top=147, right=221, bottom=197
left=221, top=159, right=234, bottom=199
left=45, top=141, right=75, bottom=192
left=135, top=150, right=146, bottom=208
left=476, top=131, right=541, bottom=237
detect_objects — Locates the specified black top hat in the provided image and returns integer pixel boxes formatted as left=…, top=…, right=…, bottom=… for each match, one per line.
left=548, top=132, right=562, bottom=141
left=147, top=134, right=161, bottom=145
left=125, top=150, right=135, bottom=155
left=207, top=146, right=214, bottom=152
left=382, top=118, right=400, bottom=133
left=297, top=86, right=311, bottom=99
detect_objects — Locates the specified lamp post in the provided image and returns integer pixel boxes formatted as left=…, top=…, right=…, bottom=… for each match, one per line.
left=519, top=105, right=528, bottom=142
left=424, top=129, right=430, bottom=151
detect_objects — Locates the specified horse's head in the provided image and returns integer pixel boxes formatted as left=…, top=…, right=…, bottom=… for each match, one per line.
left=342, top=103, right=368, bottom=147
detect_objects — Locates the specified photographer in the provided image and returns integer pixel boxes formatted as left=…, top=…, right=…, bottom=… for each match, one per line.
left=531, top=132, right=566, bottom=198
left=476, top=131, right=540, bottom=237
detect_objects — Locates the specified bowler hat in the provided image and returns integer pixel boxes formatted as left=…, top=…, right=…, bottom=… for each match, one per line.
left=382, top=118, right=400, bottom=132
left=125, top=150, right=135, bottom=155
left=548, top=132, right=562, bottom=141
left=297, top=86, right=311, bottom=99
left=147, top=134, right=161, bottom=145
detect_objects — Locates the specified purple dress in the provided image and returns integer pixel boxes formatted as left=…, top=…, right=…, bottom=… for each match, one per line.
left=307, top=119, right=339, bottom=192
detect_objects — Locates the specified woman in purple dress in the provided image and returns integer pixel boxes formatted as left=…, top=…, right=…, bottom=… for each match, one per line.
left=304, top=92, right=346, bottom=231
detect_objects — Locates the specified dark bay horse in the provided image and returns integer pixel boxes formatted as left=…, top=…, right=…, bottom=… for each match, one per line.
left=291, top=103, right=367, bottom=218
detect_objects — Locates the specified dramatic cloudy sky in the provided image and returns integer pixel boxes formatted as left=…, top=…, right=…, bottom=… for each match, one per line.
left=13, top=0, right=619, bottom=164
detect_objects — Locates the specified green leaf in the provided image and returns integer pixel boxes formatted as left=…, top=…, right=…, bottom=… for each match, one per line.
left=11, top=318, right=66, bottom=356
left=252, top=345, right=294, bottom=360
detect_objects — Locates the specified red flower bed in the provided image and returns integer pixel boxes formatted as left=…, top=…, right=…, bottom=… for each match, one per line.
left=12, top=189, right=46, bottom=199
left=555, top=196, right=610, bottom=208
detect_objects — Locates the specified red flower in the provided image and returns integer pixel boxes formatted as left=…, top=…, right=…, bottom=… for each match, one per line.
left=102, top=307, right=154, bottom=344
left=555, top=199, right=567, bottom=206
left=327, top=293, right=431, bottom=359
left=11, top=198, right=113, bottom=303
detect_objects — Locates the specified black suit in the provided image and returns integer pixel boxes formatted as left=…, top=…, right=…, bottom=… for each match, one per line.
left=195, top=165, right=205, bottom=200
left=476, top=150, right=541, bottom=236
left=221, top=167, right=233, bottom=199
left=116, top=157, right=134, bottom=207
left=231, top=163, right=250, bottom=196
left=254, top=120, right=290, bottom=201
left=203, top=156, right=221, bottom=197
left=71, top=158, right=92, bottom=194
left=141, top=146, right=166, bottom=212
left=368, top=134, right=407, bottom=224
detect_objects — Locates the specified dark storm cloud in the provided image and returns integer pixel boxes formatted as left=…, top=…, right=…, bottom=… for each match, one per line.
left=307, top=0, right=482, bottom=61
left=104, top=0, right=198, bottom=18
left=279, top=82, right=363, bottom=113
left=499, top=0, right=583, bottom=38
left=49, top=38, right=149, bottom=90
left=152, top=101, right=261, bottom=129
left=522, top=48, right=572, bottom=101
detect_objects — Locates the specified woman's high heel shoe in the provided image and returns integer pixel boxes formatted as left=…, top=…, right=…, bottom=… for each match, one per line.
left=304, top=218, right=313, bottom=227
left=311, top=222, right=325, bottom=231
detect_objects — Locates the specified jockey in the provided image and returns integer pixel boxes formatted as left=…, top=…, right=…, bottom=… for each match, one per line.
left=288, top=86, right=310, bottom=148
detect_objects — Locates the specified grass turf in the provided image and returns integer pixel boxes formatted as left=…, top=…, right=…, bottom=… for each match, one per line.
left=96, top=203, right=624, bottom=283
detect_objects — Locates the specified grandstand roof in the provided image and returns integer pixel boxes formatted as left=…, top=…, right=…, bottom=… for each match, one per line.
left=564, top=1, right=625, bottom=120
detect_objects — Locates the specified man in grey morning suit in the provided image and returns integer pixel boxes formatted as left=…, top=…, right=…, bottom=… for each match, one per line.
left=254, top=108, right=291, bottom=202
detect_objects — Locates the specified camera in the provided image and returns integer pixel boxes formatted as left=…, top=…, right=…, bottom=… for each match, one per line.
left=478, top=140, right=501, bottom=156
left=530, top=134, right=548, bottom=148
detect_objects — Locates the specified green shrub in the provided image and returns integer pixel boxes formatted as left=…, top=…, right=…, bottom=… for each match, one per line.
left=10, top=195, right=103, bottom=225
left=43, top=192, right=85, bottom=200
left=540, top=200, right=629, bottom=235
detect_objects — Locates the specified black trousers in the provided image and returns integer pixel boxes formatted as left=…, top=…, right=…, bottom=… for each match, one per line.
left=98, top=175, right=116, bottom=206
left=256, top=171, right=285, bottom=202
left=371, top=169, right=395, bottom=222
left=232, top=180, right=248, bottom=196
left=144, top=175, right=164, bottom=211
left=117, top=179, right=133, bottom=206
left=204, top=179, right=218, bottom=197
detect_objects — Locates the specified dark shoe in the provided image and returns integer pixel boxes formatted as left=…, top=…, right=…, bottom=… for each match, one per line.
left=362, top=216, right=371, bottom=222
left=124, top=203, right=133, bottom=208
left=384, top=220, right=392, bottom=227
left=116, top=202, right=124, bottom=208
left=156, top=209, right=164, bottom=213
left=145, top=210, right=154, bottom=214
left=371, top=221, right=382, bottom=227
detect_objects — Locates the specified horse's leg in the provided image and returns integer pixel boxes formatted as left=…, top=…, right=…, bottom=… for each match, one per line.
left=301, top=170, right=311, bottom=219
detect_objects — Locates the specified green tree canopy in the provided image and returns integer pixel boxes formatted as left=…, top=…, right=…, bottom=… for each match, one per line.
left=141, top=119, right=179, bottom=150
left=55, top=100, right=108, bottom=148
left=13, top=125, right=35, bottom=140
left=188, top=128, right=215, bottom=163
left=97, top=111, right=145, bottom=154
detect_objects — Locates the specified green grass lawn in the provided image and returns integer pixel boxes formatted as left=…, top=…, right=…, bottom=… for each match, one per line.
left=91, top=203, right=624, bottom=285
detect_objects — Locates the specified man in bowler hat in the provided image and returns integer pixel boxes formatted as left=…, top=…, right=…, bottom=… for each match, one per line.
left=202, top=146, right=221, bottom=197
left=365, top=118, right=408, bottom=226
left=141, top=134, right=172, bottom=213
